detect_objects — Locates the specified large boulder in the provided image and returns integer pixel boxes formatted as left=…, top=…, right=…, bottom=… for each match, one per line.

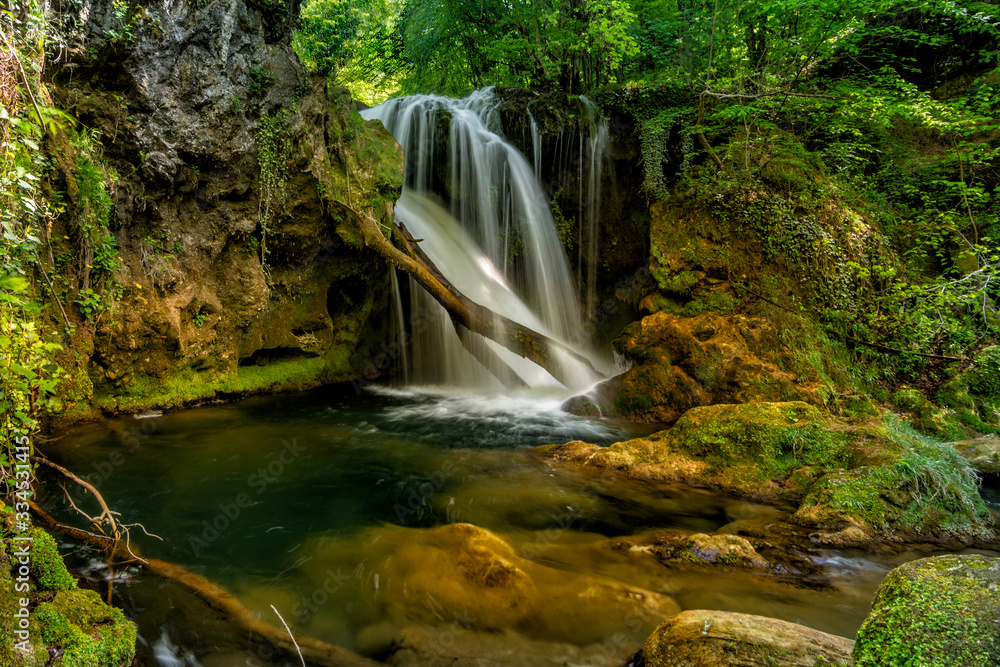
left=564, top=312, right=829, bottom=423
left=948, top=436, right=1000, bottom=474
left=853, top=555, right=1000, bottom=667
left=629, top=609, right=854, bottom=666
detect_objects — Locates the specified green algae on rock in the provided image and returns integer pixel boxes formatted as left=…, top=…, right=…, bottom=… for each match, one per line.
left=853, top=555, right=1000, bottom=667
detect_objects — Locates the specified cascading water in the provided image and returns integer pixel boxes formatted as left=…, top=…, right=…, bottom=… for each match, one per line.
left=527, top=95, right=610, bottom=320
left=361, top=88, right=603, bottom=392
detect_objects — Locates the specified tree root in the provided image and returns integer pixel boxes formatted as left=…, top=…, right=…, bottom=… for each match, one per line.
left=29, top=503, right=378, bottom=667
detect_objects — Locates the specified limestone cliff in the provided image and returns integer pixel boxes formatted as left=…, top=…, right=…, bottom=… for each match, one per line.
left=42, top=0, right=402, bottom=418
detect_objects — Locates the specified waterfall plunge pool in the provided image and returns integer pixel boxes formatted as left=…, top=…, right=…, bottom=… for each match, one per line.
left=39, top=385, right=1000, bottom=666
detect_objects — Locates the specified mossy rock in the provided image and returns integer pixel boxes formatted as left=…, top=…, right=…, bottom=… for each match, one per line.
left=666, top=402, right=850, bottom=480
left=27, top=527, right=77, bottom=591
left=34, top=589, right=137, bottom=667
left=948, top=436, right=1000, bottom=475
left=853, top=555, right=1000, bottom=667
left=891, top=389, right=959, bottom=439
left=793, top=420, right=993, bottom=543
left=0, top=502, right=137, bottom=666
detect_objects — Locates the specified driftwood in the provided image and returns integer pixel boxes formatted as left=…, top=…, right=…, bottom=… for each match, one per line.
left=332, top=199, right=597, bottom=386
left=29, top=503, right=379, bottom=667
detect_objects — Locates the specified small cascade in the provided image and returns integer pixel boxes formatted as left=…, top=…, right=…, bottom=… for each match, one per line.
left=361, top=88, right=603, bottom=392
left=577, top=96, right=610, bottom=320
left=526, top=95, right=610, bottom=319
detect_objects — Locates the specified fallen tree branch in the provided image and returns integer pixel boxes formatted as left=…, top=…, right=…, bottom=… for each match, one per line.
left=29, top=503, right=379, bottom=667
left=32, top=456, right=123, bottom=543
left=332, top=198, right=598, bottom=386
left=843, top=336, right=962, bottom=362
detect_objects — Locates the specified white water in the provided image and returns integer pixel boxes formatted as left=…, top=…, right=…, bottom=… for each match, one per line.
left=362, top=88, right=604, bottom=392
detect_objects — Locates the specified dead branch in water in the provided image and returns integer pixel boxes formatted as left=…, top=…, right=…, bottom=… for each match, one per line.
left=29, top=503, right=379, bottom=667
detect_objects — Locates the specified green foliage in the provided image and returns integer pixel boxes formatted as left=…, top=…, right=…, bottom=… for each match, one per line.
left=255, top=110, right=291, bottom=270
left=248, top=65, right=275, bottom=96
left=0, top=11, right=68, bottom=477
left=801, top=416, right=991, bottom=537
left=293, top=0, right=406, bottom=103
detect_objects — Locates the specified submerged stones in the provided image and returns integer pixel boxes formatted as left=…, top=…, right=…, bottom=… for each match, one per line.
left=853, top=554, right=1000, bottom=667
left=361, top=523, right=679, bottom=646
left=630, top=610, right=854, bottom=667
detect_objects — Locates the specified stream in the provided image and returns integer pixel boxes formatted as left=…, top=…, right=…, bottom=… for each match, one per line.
left=39, top=384, right=1000, bottom=666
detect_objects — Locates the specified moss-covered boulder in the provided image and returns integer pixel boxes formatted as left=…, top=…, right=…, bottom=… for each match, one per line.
left=891, top=389, right=957, bottom=439
left=1, top=504, right=137, bottom=666
left=622, top=532, right=770, bottom=569
left=631, top=609, right=854, bottom=666
left=853, top=555, right=1000, bottom=667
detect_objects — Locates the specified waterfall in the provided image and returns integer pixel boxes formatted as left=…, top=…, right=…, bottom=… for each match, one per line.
left=361, top=88, right=602, bottom=392
left=526, top=96, right=610, bottom=320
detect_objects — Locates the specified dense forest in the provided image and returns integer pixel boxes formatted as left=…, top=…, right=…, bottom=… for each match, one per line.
left=2, top=0, right=1000, bottom=664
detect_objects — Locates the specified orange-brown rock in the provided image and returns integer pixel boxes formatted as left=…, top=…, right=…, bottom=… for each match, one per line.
left=631, top=609, right=854, bottom=666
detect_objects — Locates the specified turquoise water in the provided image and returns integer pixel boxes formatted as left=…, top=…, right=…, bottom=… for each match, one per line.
left=40, top=386, right=1000, bottom=666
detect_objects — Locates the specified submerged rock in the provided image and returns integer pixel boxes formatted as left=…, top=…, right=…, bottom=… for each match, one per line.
left=853, top=554, right=1000, bottom=667
left=620, top=532, right=770, bottom=569
left=629, top=609, right=854, bottom=666
left=365, top=523, right=678, bottom=646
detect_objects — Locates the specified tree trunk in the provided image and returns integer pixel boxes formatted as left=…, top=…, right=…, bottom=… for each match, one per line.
left=331, top=199, right=597, bottom=387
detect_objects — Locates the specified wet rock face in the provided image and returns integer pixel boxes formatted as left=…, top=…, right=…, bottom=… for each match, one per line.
left=566, top=311, right=817, bottom=423
left=46, top=0, right=401, bottom=397
left=853, top=555, right=1000, bottom=667
left=630, top=609, right=854, bottom=667
left=949, top=436, right=1000, bottom=474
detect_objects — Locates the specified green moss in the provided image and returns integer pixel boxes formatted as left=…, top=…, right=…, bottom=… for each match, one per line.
left=94, top=355, right=337, bottom=414
left=665, top=402, right=851, bottom=480
left=35, top=589, right=136, bottom=667
left=797, top=416, right=992, bottom=539
left=891, top=389, right=963, bottom=440
left=0, top=502, right=137, bottom=665
left=853, top=555, right=1000, bottom=667
left=28, top=528, right=77, bottom=591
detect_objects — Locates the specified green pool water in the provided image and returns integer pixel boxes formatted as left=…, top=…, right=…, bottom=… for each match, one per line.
left=38, top=384, right=1000, bottom=666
